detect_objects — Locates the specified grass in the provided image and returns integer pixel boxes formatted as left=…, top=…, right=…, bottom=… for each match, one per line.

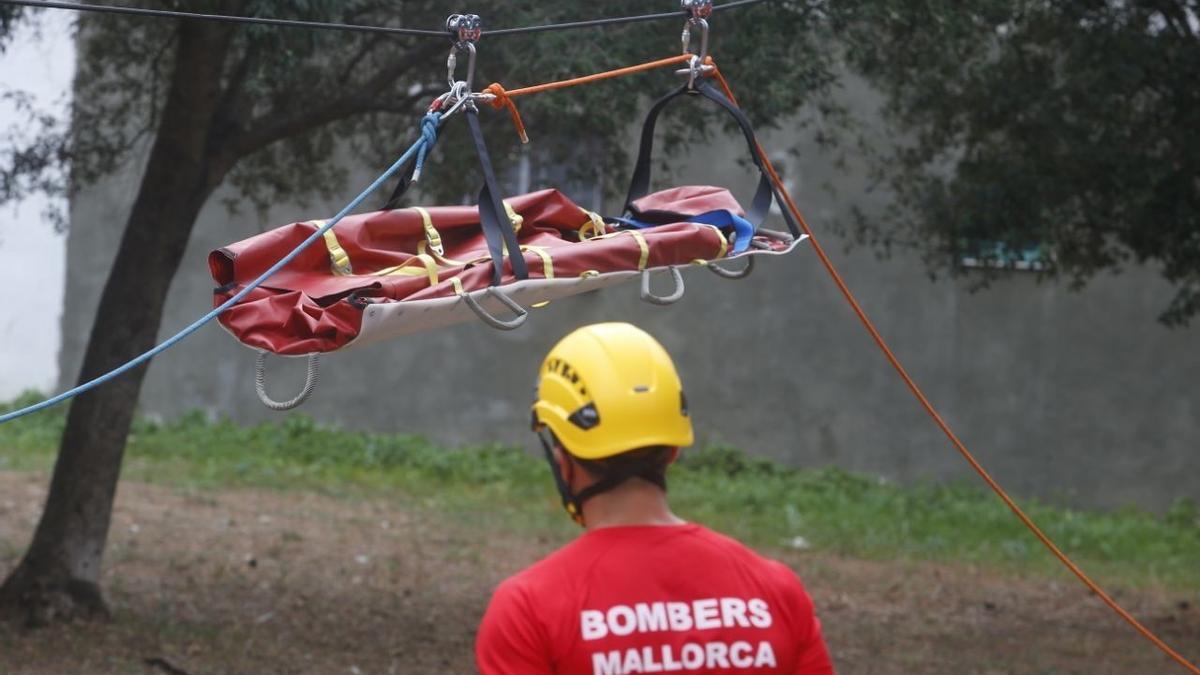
left=2, top=391, right=1198, bottom=591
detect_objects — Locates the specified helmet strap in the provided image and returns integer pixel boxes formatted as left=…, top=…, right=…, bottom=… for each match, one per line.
left=537, top=428, right=586, bottom=526
left=537, top=429, right=669, bottom=527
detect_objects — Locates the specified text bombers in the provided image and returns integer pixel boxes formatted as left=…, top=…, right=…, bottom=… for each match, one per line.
left=580, top=597, right=780, bottom=674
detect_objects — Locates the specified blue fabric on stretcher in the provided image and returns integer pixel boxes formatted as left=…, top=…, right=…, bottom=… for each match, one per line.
left=613, top=209, right=755, bottom=254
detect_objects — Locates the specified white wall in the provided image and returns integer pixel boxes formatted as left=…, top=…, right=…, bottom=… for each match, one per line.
left=0, top=13, right=74, bottom=399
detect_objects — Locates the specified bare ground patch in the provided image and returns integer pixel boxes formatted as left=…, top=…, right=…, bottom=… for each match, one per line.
left=0, top=471, right=1196, bottom=674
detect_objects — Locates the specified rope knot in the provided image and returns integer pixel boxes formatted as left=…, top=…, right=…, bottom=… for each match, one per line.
left=412, top=112, right=442, bottom=182
left=484, top=82, right=529, bottom=144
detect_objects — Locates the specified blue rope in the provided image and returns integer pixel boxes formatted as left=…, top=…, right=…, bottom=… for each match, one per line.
left=0, top=112, right=444, bottom=425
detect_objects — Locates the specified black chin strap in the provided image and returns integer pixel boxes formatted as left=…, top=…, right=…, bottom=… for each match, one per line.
left=537, top=429, right=668, bottom=527
left=538, top=429, right=585, bottom=526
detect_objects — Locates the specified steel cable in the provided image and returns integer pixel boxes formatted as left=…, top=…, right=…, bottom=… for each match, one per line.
left=0, top=0, right=770, bottom=38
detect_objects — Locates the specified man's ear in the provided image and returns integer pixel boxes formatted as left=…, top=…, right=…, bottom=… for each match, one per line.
left=553, top=445, right=572, bottom=481
left=667, top=447, right=681, bottom=465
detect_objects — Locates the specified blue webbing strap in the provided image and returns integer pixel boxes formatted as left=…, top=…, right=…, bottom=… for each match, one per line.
left=0, top=112, right=444, bottom=425
left=610, top=209, right=756, bottom=254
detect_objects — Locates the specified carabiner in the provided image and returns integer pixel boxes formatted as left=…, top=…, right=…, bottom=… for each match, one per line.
left=445, top=14, right=482, bottom=104
left=679, top=1, right=713, bottom=89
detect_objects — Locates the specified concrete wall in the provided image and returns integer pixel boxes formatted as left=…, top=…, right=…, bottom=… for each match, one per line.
left=0, top=15, right=73, bottom=399
left=60, top=84, right=1199, bottom=513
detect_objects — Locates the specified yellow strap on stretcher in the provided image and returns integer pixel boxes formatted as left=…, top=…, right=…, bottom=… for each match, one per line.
left=413, top=206, right=480, bottom=266
left=412, top=207, right=444, bottom=256
left=588, top=230, right=650, bottom=271
left=375, top=253, right=440, bottom=287
left=707, top=224, right=730, bottom=260
left=413, top=202, right=526, bottom=261
left=579, top=209, right=607, bottom=239
left=500, top=200, right=524, bottom=256
left=524, top=245, right=554, bottom=280
left=312, top=220, right=354, bottom=276
left=503, top=201, right=524, bottom=233
left=523, top=245, right=555, bottom=308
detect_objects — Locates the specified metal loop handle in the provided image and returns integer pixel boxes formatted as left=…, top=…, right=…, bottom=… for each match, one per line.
left=462, top=287, right=529, bottom=331
left=640, top=267, right=686, bottom=305
left=255, top=351, right=320, bottom=411
left=707, top=255, right=755, bottom=280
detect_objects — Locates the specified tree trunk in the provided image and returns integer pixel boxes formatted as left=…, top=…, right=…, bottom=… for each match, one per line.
left=0, top=20, right=234, bottom=627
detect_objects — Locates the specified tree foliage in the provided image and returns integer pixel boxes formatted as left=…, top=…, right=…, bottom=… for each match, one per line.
left=4, top=0, right=837, bottom=220
left=837, top=0, right=1200, bottom=325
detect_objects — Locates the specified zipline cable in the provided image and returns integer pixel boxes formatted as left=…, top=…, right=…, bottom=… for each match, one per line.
left=704, top=65, right=1200, bottom=675
left=0, top=113, right=445, bottom=425
left=488, top=0, right=769, bottom=36
left=0, top=0, right=447, bottom=36
left=0, top=0, right=769, bottom=38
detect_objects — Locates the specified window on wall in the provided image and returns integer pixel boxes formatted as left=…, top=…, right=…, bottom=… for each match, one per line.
left=958, top=240, right=1050, bottom=272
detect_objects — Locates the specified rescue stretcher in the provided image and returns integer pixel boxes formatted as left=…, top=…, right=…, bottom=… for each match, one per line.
left=209, top=79, right=806, bottom=358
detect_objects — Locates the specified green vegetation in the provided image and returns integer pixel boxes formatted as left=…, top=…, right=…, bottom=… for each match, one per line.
left=2, top=392, right=1197, bottom=590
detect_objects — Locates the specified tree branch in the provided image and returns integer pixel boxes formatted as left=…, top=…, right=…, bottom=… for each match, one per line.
left=222, top=40, right=445, bottom=161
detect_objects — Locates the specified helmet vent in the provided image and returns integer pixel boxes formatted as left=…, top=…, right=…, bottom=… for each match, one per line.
left=568, top=403, right=601, bottom=430
left=633, top=385, right=650, bottom=393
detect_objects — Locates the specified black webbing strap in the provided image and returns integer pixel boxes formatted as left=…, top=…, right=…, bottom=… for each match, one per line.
left=467, top=106, right=529, bottom=284
left=624, top=78, right=801, bottom=238
left=538, top=429, right=585, bottom=525
left=382, top=165, right=417, bottom=211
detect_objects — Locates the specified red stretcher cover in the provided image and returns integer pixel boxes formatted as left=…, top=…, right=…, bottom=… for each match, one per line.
left=209, top=185, right=803, bottom=355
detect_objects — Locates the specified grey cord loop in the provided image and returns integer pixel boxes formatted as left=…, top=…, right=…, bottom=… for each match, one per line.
left=254, top=350, right=320, bottom=411
left=462, top=287, right=529, bottom=331
left=707, top=255, right=755, bottom=279
left=640, top=267, right=686, bottom=305
left=755, top=228, right=795, bottom=244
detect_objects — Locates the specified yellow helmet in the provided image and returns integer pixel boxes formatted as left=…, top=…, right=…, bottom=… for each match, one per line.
left=531, top=322, right=693, bottom=459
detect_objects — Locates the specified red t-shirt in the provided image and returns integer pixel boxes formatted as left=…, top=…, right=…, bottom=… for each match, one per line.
left=476, top=523, right=834, bottom=674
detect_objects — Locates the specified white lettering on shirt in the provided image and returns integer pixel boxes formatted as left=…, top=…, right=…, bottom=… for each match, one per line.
left=704, top=641, right=730, bottom=669
left=680, top=643, right=703, bottom=669
left=593, top=650, right=622, bottom=675
left=591, top=641, right=778, bottom=675
left=667, top=602, right=692, bottom=631
left=582, top=609, right=608, bottom=640
left=692, top=599, right=720, bottom=630
left=582, top=598, right=781, bottom=675
left=581, top=597, right=773, bottom=637
left=729, top=641, right=754, bottom=668
left=747, top=598, right=772, bottom=628
left=754, top=640, right=777, bottom=668
left=608, top=605, right=637, bottom=637
left=641, top=646, right=663, bottom=673
left=635, top=602, right=668, bottom=633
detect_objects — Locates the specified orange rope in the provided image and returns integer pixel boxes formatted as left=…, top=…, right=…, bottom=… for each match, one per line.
left=483, top=83, right=530, bottom=144
left=706, top=63, right=1200, bottom=675
left=483, top=54, right=694, bottom=144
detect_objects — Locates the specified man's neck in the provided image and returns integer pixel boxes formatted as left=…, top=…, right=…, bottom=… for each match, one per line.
left=581, top=479, right=686, bottom=531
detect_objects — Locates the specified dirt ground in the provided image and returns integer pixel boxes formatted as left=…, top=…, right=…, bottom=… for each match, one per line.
left=0, top=471, right=1196, bottom=675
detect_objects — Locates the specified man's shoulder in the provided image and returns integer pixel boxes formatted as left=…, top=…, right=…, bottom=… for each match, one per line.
left=690, top=524, right=787, bottom=563
left=688, top=524, right=806, bottom=586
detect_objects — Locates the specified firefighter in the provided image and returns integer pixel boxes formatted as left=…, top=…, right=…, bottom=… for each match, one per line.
left=476, top=322, right=834, bottom=674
